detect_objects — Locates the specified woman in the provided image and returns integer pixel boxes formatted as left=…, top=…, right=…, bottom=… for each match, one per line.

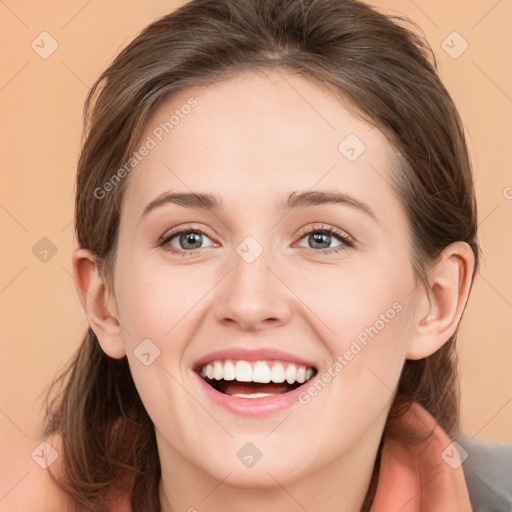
left=33, top=0, right=503, bottom=510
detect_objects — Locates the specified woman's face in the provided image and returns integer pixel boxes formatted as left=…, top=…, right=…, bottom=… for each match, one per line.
left=112, top=70, right=421, bottom=487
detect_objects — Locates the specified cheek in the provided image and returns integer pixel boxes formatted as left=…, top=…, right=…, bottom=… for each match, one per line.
left=296, top=260, right=415, bottom=407
left=113, top=260, right=211, bottom=443
left=289, top=256, right=413, bottom=345
left=114, top=259, right=204, bottom=349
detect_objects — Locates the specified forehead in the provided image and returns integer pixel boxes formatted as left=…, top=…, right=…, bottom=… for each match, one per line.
left=122, top=69, right=400, bottom=217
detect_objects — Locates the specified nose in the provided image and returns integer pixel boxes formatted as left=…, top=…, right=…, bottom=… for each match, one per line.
left=212, top=245, right=293, bottom=332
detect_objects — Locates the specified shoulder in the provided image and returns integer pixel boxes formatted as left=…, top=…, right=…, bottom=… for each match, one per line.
left=1, top=433, right=134, bottom=512
left=0, top=456, right=74, bottom=511
left=456, top=434, right=512, bottom=512
left=18, top=435, right=75, bottom=512
left=14, top=467, right=73, bottom=512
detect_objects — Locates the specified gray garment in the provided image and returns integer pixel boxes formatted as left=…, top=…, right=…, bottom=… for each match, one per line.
left=455, top=435, right=512, bottom=511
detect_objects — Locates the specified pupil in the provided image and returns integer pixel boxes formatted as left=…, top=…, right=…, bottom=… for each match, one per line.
left=182, top=232, right=202, bottom=249
left=310, top=232, right=330, bottom=249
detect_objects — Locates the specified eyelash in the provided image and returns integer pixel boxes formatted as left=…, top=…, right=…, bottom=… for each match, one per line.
left=157, top=223, right=354, bottom=256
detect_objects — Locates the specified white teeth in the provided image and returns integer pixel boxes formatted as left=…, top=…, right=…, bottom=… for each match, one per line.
left=223, top=360, right=236, bottom=381
left=285, top=364, right=296, bottom=384
left=213, top=361, right=223, bottom=380
left=235, top=361, right=253, bottom=382
left=199, top=359, right=314, bottom=385
left=271, top=363, right=285, bottom=383
left=252, top=361, right=271, bottom=383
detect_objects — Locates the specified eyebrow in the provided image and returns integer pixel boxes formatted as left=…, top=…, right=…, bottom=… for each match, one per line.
left=141, top=189, right=378, bottom=223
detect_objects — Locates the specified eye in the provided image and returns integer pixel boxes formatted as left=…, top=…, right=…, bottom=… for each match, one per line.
left=158, top=226, right=215, bottom=255
left=157, top=223, right=354, bottom=256
left=294, top=224, right=354, bottom=254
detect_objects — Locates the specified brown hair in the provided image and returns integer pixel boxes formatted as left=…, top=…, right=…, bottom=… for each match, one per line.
left=41, top=0, right=479, bottom=510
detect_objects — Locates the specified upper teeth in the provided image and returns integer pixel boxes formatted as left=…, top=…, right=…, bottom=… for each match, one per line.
left=199, top=360, right=314, bottom=385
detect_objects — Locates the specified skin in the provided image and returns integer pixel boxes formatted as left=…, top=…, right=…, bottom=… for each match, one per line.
left=73, top=69, right=475, bottom=512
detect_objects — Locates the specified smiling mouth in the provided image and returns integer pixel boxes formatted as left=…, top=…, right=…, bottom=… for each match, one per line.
left=196, top=359, right=317, bottom=398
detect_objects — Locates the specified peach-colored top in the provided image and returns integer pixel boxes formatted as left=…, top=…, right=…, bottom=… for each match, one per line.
left=370, top=401, right=472, bottom=511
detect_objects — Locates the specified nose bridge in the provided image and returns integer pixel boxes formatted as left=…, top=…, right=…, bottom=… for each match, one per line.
left=212, top=234, right=291, bottom=330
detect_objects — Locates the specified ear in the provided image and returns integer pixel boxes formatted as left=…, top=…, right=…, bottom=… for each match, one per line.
left=406, top=241, right=475, bottom=360
left=72, top=247, right=126, bottom=359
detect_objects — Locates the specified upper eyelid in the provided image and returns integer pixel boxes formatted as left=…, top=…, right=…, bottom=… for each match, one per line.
left=296, top=224, right=352, bottom=239
left=161, top=225, right=216, bottom=242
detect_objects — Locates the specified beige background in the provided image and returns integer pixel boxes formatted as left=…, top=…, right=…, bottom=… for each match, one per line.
left=1, top=0, right=511, bottom=504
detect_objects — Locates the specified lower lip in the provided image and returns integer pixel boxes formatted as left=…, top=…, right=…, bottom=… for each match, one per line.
left=193, top=371, right=312, bottom=417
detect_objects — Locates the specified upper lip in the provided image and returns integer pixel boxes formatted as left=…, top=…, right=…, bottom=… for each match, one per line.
left=193, top=347, right=317, bottom=371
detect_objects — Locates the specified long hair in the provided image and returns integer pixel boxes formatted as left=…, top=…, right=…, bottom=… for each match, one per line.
left=41, top=0, right=480, bottom=510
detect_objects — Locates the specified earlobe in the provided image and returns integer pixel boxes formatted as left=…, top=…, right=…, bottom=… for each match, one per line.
left=406, top=241, right=475, bottom=360
left=72, top=247, right=126, bottom=359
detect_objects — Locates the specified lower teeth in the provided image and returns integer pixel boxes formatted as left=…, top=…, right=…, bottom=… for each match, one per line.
left=231, top=392, right=276, bottom=398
